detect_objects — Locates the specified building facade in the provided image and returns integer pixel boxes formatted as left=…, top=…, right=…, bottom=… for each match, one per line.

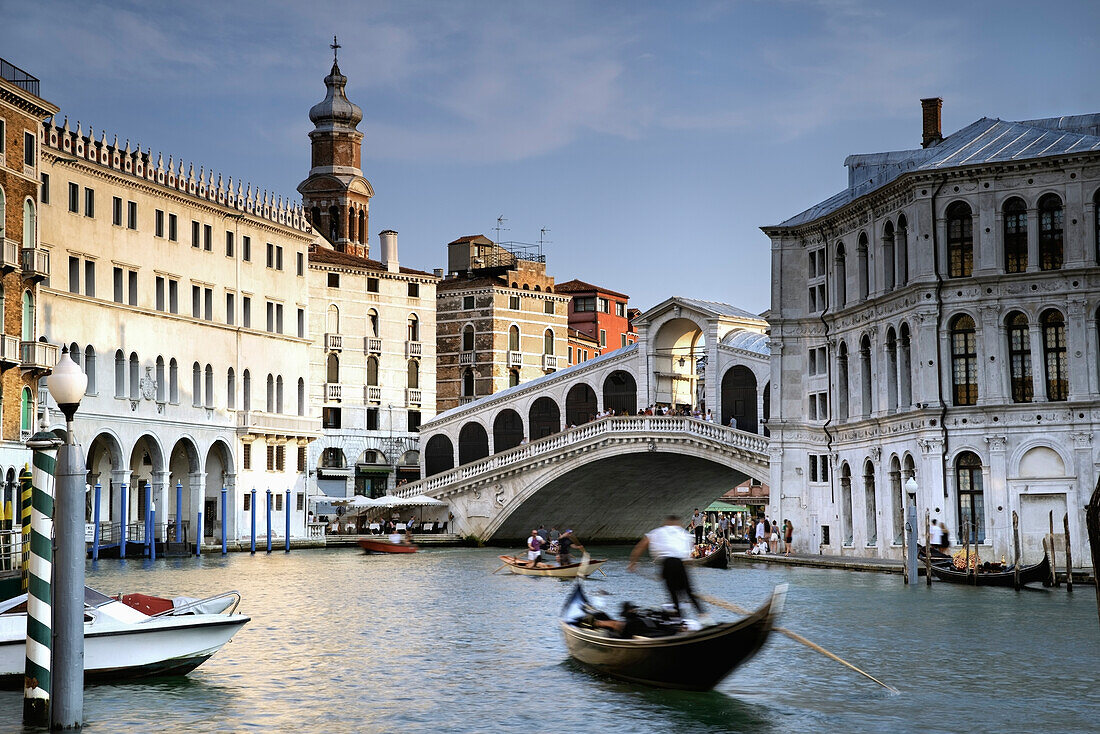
left=0, top=59, right=59, bottom=496
left=436, top=235, right=569, bottom=411
left=556, top=278, right=636, bottom=366
left=764, top=100, right=1100, bottom=567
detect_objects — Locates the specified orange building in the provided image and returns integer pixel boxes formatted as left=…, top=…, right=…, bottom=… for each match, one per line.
left=556, top=279, right=636, bottom=366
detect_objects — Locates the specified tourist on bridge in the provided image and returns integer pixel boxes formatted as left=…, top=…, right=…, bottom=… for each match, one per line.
left=690, top=508, right=705, bottom=545
left=628, top=515, right=709, bottom=623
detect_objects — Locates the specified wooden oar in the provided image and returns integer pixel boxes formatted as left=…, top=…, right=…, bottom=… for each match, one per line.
left=697, top=592, right=898, bottom=694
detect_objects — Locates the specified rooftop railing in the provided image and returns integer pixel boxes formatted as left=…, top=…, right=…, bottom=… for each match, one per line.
left=0, top=58, right=40, bottom=96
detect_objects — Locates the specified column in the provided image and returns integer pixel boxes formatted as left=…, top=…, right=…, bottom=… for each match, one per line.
left=1025, top=206, right=1039, bottom=273
left=918, top=437, right=945, bottom=523
left=1067, top=299, right=1088, bottom=402
left=110, top=469, right=131, bottom=536
left=1084, top=199, right=1097, bottom=266
left=1070, top=432, right=1094, bottom=558
left=223, top=471, right=238, bottom=542
left=189, top=471, right=206, bottom=545
left=1028, top=321, right=1045, bottom=402
left=914, top=310, right=939, bottom=408
left=984, top=435, right=1009, bottom=559
left=977, top=305, right=1002, bottom=405
left=153, top=470, right=170, bottom=543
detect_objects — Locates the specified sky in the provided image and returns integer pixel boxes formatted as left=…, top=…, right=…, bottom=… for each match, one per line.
left=4, top=0, right=1099, bottom=314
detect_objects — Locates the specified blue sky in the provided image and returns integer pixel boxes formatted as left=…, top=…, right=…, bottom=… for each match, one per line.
left=5, top=1, right=1098, bottom=313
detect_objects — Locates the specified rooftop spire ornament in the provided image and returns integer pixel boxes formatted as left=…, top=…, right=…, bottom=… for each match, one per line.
left=331, top=35, right=341, bottom=63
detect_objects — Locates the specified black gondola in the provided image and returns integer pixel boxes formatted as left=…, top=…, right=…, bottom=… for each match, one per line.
left=559, top=582, right=786, bottom=690
left=928, top=554, right=1051, bottom=587
left=684, top=541, right=729, bottom=569
left=916, top=543, right=952, bottom=565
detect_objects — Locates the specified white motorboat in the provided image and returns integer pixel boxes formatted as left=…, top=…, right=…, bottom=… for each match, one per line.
left=0, top=587, right=250, bottom=687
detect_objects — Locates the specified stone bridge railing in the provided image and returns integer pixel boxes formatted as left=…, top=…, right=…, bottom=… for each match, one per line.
left=395, top=416, right=769, bottom=498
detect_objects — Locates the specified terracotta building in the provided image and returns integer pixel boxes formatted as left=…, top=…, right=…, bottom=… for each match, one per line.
left=555, top=279, right=636, bottom=365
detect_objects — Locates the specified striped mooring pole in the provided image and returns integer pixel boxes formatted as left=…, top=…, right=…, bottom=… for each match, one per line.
left=23, top=431, right=62, bottom=727
left=19, top=466, right=31, bottom=590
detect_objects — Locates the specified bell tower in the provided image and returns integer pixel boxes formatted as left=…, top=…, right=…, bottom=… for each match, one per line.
left=298, top=37, right=374, bottom=257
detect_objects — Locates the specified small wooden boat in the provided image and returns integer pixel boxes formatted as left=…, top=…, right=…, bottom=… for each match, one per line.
left=684, top=542, right=729, bottom=569
left=928, top=554, right=1050, bottom=587
left=560, top=582, right=785, bottom=690
left=358, top=538, right=418, bottom=554
left=916, top=543, right=952, bottom=565
left=497, top=555, right=606, bottom=577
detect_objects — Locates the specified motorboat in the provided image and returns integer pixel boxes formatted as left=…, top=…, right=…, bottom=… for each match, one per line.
left=358, top=538, right=418, bottom=554
left=497, top=555, right=607, bottom=578
left=0, top=586, right=249, bottom=687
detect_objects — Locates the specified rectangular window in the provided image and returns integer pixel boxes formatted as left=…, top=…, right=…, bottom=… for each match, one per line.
left=243, top=296, right=251, bottom=328
left=191, top=220, right=200, bottom=248
left=192, top=285, right=201, bottom=318
left=226, top=293, right=235, bottom=325
left=615, top=302, right=625, bottom=317
left=243, top=491, right=251, bottom=510
left=297, top=308, right=305, bottom=338
left=204, top=288, right=213, bottom=321
left=408, top=410, right=421, bottom=432
left=267, top=445, right=275, bottom=471
left=599, top=329, right=607, bottom=347
left=203, top=224, right=212, bottom=251
left=128, top=271, right=138, bottom=306
left=366, top=277, right=379, bottom=293
left=40, top=173, right=49, bottom=204
left=85, top=261, right=95, bottom=298
left=243, top=443, right=252, bottom=471
left=79, top=188, right=92, bottom=218
left=24, top=131, right=34, bottom=166
left=266, top=301, right=274, bottom=332
left=568, top=346, right=574, bottom=363
left=127, top=201, right=137, bottom=230
left=365, top=408, right=379, bottom=431
left=168, top=213, right=178, bottom=241
left=68, top=257, right=80, bottom=294
left=327, top=273, right=340, bottom=288
left=276, top=445, right=286, bottom=472
left=621, top=334, right=628, bottom=348
left=68, top=182, right=79, bottom=213
left=276, top=245, right=284, bottom=271
left=169, top=279, right=179, bottom=314
left=509, top=294, right=520, bottom=310
left=276, top=304, right=284, bottom=334
left=113, top=267, right=123, bottom=303
left=323, top=407, right=342, bottom=429
left=296, top=251, right=304, bottom=276
left=112, top=196, right=122, bottom=226
left=408, top=282, right=419, bottom=298
left=242, top=236, right=251, bottom=262
left=225, top=231, right=234, bottom=257
left=297, top=447, right=307, bottom=473
left=573, top=297, right=595, bottom=312
left=275, top=493, right=283, bottom=511
left=266, top=242, right=274, bottom=268
left=0, top=120, right=4, bottom=152
left=463, top=295, right=475, bottom=309
left=598, top=297, right=609, bottom=313
left=155, top=209, right=164, bottom=238
left=544, top=300, right=554, bottom=315
left=156, top=276, right=165, bottom=311
left=297, top=493, right=305, bottom=511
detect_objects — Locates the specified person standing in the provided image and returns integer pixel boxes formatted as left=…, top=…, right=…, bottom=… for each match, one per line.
left=929, top=518, right=944, bottom=552
left=526, top=529, right=544, bottom=567
left=755, top=515, right=767, bottom=553
left=557, top=529, right=583, bottom=566
left=690, top=508, right=705, bottom=545
left=783, top=519, right=794, bottom=556
left=628, top=515, right=709, bottom=623
left=718, top=512, right=729, bottom=541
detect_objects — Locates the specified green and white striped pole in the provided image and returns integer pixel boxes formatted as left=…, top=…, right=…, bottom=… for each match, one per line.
left=23, top=430, right=61, bottom=727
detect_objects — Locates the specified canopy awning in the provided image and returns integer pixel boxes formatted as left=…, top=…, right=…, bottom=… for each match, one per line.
left=706, top=501, right=750, bottom=513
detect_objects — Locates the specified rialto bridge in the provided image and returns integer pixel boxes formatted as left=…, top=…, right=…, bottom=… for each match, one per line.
left=396, top=297, right=775, bottom=541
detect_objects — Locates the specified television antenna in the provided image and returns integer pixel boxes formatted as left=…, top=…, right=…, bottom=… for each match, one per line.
left=493, top=215, right=509, bottom=243
left=538, top=227, right=551, bottom=259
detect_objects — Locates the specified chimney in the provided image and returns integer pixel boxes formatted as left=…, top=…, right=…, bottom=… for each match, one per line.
left=379, top=229, right=399, bottom=273
left=433, top=268, right=443, bottom=278
left=921, top=97, right=943, bottom=148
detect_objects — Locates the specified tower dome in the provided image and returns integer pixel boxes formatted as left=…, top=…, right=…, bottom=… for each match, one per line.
left=308, top=60, right=363, bottom=132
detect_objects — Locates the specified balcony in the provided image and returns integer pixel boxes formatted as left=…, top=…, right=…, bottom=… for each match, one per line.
left=365, top=385, right=381, bottom=403
left=507, top=351, right=523, bottom=367
left=21, top=247, right=49, bottom=282
left=542, top=354, right=559, bottom=370
left=20, top=340, right=59, bottom=374
left=236, top=410, right=321, bottom=439
left=1, top=239, right=19, bottom=271
left=324, top=333, right=343, bottom=351
left=407, top=388, right=422, bottom=406
left=325, top=383, right=343, bottom=402
left=459, top=350, right=474, bottom=366
left=460, top=396, right=475, bottom=406
left=406, top=341, right=423, bottom=358
left=365, top=337, right=382, bottom=354
left=0, top=335, right=19, bottom=366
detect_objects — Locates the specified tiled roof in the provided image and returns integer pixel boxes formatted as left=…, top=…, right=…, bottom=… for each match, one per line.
left=555, top=278, right=629, bottom=300
left=308, top=246, right=436, bottom=277
left=772, top=114, right=1100, bottom=229
left=448, top=234, right=492, bottom=245
left=436, top=275, right=507, bottom=291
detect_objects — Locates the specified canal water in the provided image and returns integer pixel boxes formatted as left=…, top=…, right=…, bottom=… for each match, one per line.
left=2, top=547, right=1098, bottom=733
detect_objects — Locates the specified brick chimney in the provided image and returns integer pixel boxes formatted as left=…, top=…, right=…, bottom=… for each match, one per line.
left=921, top=97, right=943, bottom=148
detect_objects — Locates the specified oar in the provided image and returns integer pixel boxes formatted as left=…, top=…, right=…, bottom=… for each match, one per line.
left=697, top=592, right=898, bottom=694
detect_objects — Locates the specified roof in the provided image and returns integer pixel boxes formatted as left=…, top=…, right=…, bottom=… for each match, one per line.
left=568, top=327, right=599, bottom=345
left=308, top=246, right=435, bottom=277
left=436, top=275, right=507, bottom=291
left=720, top=329, right=770, bottom=356
left=771, top=114, right=1100, bottom=229
left=555, top=279, right=629, bottom=300
left=633, top=296, right=766, bottom=327
left=448, top=234, right=493, bottom=245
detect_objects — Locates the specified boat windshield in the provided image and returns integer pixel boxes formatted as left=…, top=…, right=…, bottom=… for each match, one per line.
left=84, top=586, right=115, bottom=609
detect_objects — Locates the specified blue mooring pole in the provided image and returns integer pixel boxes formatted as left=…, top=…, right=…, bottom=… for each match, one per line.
left=150, top=504, right=157, bottom=561
left=119, top=482, right=128, bottom=558
left=266, top=489, right=272, bottom=553
left=92, top=482, right=101, bottom=561
left=175, top=481, right=183, bottom=543
left=196, top=512, right=202, bottom=557
left=220, top=487, right=227, bottom=555
left=285, top=489, right=291, bottom=553
left=250, top=488, right=256, bottom=554
left=144, top=483, right=152, bottom=558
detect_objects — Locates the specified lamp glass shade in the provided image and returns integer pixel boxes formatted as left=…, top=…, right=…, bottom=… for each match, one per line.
left=49, top=350, right=88, bottom=406
left=904, top=477, right=919, bottom=493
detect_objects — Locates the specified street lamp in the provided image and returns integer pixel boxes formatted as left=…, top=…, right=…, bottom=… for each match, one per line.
left=47, top=347, right=88, bottom=728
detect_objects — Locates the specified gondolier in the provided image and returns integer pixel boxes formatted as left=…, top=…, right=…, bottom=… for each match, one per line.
left=527, top=529, right=544, bottom=567
left=628, top=515, right=710, bottom=623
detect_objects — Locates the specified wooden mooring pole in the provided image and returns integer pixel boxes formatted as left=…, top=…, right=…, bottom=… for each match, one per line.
left=1063, top=513, right=1073, bottom=593
left=1085, top=478, right=1100, bottom=630
left=924, top=511, right=932, bottom=587
left=901, top=507, right=909, bottom=585
left=1012, top=511, right=1021, bottom=591
left=1049, top=510, right=1059, bottom=586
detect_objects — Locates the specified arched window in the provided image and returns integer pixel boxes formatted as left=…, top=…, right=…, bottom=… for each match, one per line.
left=20, top=387, right=33, bottom=436
left=367, top=309, right=379, bottom=338
left=859, top=335, right=872, bottom=417
left=885, top=327, right=898, bottom=412
left=69, top=342, right=81, bottom=368
left=889, top=455, right=903, bottom=544
left=543, top=329, right=554, bottom=355
left=882, top=222, right=895, bottom=292
left=21, top=291, right=33, bottom=342
left=169, top=358, right=178, bottom=403
left=840, top=463, right=853, bottom=545
left=192, top=362, right=202, bottom=406
left=227, top=368, right=236, bottom=409
left=1041, top=309, right=1067, bottom=401
left=358, top=210, right=366, bottom=244
left=899, top=324, right=912, bottom=409
left=856, top=232, right=870, bottom=300
left=129, top=353, right=139, bottom=400
left=276, top=375, right=284, bottom=413
left=155, top=356, right=166, bottom=402
left=509, top=369, right=520, bottom=388
left=407, top=314, right=420, bottom=342
left=242, top=369, right=251, bottom=411
left=407, top=360, right=419, bottom=389
left=950, top=314, right=978, bottom=406
left=946, top=201, right=973, bottom=278
left=310, top=206, right=322, bottom=228
left=835, top=243, right=847, bottom=306
left=84, top=346, right=96, bottom=395
left=366, top=356, right=379, bottom=386
left=328, top=205, right=339, bottom=242
left=462, top=368, right=474, bottom=398
left=1006, top=312, right=1032, bottom=403
left=955, top=451, right=985, bottom=544
left=837, top=341, right=849, bottom=420
left=509, top=325, right=520, bottom=352
left=266, top=373, right=275, bottom=412
left=326, top=304, right=339, bottom=334
left=896, top=215, right=909, bottom=286
left=297, top=378, right=305, bottom=416
left=23, top=199, right=35, bottom=249
left=1038, top=194, right=1063, bottom=271
left=205, top=364, right=214, bottom=408
left=114, top=350, right=125, bottom=398
left=348, top=208, right=355, bottom=243
left=1003, top=197, right=1027, bottom=273
left=863, top=460, right=877, bottom=546
left=462, top=324, right=475, bottom=352
left=326, top=353, right=339, bottom=383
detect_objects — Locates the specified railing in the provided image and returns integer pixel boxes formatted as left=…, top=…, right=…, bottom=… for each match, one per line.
left=365, top=337, right=382, bottom=354
left=365, top=385, right=381, bottom=403
left=398, top=416, right=770, bottom=497
left=507, top=351, right=523, bottom=367
left=308, top=522, right=327, bottom=540
left=0, top=335, right=19, bottom=364
left=325, top=333, right=342, bottom=351
left=325, top=383, right=342, bottom=402
left=407, top=388, right=422, bottom=405
left=459, top=351, right=474, bottom=365
left=1, top=239, right=19, bottom=270
left=20, top=340, right=58, bottom=371
left=236, top=410, right=320, bottom=436
left=459, top=396, right=475, bottom=405
left=0, top=528, right=26, bottom=573
left=542, top=354, right=559, bottom=370
left=406, top=341, right=423, bottom=358
left=21, top=247, right=50, bottom=280
left=0, top=57, right=40, bottom=96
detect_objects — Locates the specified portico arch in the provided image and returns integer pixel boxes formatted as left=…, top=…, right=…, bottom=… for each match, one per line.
left=493, top=409, right=524, bottom=453
left=458, top=422, right=490, bottom=465
left=204, top=439, right=234, bottom=539
left=564, top=383, right=597, bottom=426
left=602, top=371, right=637, bottom=415
left=86, top=431, right=125, bottom=524
left=424, top=435, right=455, bottom=477
left=721, top=366, right=758, bottom=433
left=652, top=317, right=705, bottom=407
left=169, top=436, right=203, bottom=540
left=528, top=397, right=560, bottom=439
left=129, top=434, right=166, bottom=530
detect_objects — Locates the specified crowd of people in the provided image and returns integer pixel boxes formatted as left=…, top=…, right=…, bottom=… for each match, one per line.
left=525, top=525, right=585, bottom=567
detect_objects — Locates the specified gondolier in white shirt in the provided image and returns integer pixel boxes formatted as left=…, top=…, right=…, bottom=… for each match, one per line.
left=628, top=515, right=710, bottom=623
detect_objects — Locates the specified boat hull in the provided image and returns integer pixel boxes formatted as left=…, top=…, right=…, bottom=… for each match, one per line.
left=685, top=544, right=729, bottom=569
left=928, top=554, right=1050, bottom=587
left=498, top=556, right=606, bottom=577
left=358, top=538, right=418, bottom=553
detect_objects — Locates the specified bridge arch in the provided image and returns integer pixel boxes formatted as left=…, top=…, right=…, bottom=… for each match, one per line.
left=602, top=370, right=637, bottom=414
left=528, top=397, right=560, bottom=439
left=424, top=435, right=455, bottom=477
left=721, top=365, right=758, bottom=432
left=565, top=383, right=597, bottom=426
left=493, top=409, right=524, bottom=453
left=652, top=316, right=705, bottom=407
left=458, top=421, right=490, bottom=464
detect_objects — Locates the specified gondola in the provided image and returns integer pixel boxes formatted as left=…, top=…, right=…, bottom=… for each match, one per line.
left=358, top=538, right=418, bottom=554
left=928, top=553, right=1050, bottom=587
left=560, top=582, right=786, bottom=691
left=684, top=541, right=729, bottom=569
left=497, top=555, right=606, bottom=577
left=916, top=543, right=952, bottom=565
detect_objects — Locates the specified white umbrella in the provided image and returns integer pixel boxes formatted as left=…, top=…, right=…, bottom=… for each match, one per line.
left=331, top=496, right=377, bottom=508
left=403, top=494, right=445, bottom=507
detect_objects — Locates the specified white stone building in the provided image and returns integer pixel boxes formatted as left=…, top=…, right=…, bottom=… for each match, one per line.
left=763, top=99, right=1100, bottom=567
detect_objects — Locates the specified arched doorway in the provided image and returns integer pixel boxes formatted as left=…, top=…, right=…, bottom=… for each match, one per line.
left=169, top=437, right=201, bottom=543
left=720, top=366, right=757, bottom=432
left=565, top=383, right=597, bottom=426
left=204, top=440, right=234, bottom=540
left=458, top=422, right=490, bottom=465
left=528, top=397, right=560, bottom=440
left=652, top=318, right=703, bottom=407
left=129, top=434, right=165, bottom=540
left=493, top=409, right=524, bottom=453
left=86, top=432, right=124, bottom=526
left=602, top=371, right=637, bottom=415
left=424, top=435, right=454, bottom=477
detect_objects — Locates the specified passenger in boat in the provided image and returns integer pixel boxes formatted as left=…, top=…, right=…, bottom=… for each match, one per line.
left=690, top=509, right=705, bottom=545
left=627, top=515, right=709, bottom=623
left=527, top=529, right=544, bottom=567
